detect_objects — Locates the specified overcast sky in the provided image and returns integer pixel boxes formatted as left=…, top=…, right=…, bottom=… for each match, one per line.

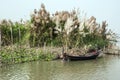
left=0, top=0, right=120, bottom=34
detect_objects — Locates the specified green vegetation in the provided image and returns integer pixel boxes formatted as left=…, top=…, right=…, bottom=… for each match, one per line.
left=0, top=46, right=55, bottom=65
left=0, top=4, right=116, bottom=65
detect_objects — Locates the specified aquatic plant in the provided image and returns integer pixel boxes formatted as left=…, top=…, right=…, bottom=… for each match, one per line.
left=0, top=46, right=55, bottom=64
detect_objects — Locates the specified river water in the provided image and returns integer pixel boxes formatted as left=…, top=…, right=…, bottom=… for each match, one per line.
left=0, top=55, right=120, bottom=80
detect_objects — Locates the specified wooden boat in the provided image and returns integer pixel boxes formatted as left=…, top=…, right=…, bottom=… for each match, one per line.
left=63, top=50, right=100, bottom=61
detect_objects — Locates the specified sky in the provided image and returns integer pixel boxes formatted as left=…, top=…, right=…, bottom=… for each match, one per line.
left=0, top=0, right=120, bottom=34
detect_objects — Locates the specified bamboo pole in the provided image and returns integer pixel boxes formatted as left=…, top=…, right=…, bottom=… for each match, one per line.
left=44, top=42, right=46, bottom=54
left=10, top=26, right=13, bottom=46
left=19, top=26, right=21, bottom=45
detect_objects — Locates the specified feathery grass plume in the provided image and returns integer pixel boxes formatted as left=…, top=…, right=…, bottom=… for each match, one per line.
left=101, top=21, right=108, bottom=39
left=0, top=3, right=116, bottom=49
left=29, top=3, right=56, bottom=47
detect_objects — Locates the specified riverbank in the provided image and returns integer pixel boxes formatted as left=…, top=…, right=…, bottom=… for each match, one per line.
left=104, top=48, right=120, bottom=55
left=0, top=46, right=60, bottom=65
left=0, top=45, right=95, bottom=66
left=1, top=44, right=120, bottom=66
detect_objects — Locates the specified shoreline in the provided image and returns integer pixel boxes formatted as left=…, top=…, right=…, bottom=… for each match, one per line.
left=0, top=46, right=59, bottom=65
left=1, top=45, right=120, bottom=66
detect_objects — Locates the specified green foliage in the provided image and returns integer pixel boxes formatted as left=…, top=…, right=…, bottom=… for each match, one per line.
left=0, top=47, right=55, bottom=64
left=0, top=20, right=29, bottom=46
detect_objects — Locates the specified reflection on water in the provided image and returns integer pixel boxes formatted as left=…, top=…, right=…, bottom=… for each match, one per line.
left=0, top=55, right=120, bottom=80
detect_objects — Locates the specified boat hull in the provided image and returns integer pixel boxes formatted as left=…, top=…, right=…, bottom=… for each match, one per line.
left=67, top=54, right=99, bottom=61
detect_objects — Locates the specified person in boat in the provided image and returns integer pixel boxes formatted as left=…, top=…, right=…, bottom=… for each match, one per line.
left=87, top=48, right=97, bottom=55
left=91, top=47, right=101, bottom=55
left=63, top=53, right=68, bottom=61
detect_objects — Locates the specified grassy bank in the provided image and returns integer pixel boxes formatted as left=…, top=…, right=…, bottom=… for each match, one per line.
left=0, top=46, right=56, bottom=65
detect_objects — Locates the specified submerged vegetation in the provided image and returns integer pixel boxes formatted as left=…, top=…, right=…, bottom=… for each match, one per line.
left=0, top=4, right=116, bottom=64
